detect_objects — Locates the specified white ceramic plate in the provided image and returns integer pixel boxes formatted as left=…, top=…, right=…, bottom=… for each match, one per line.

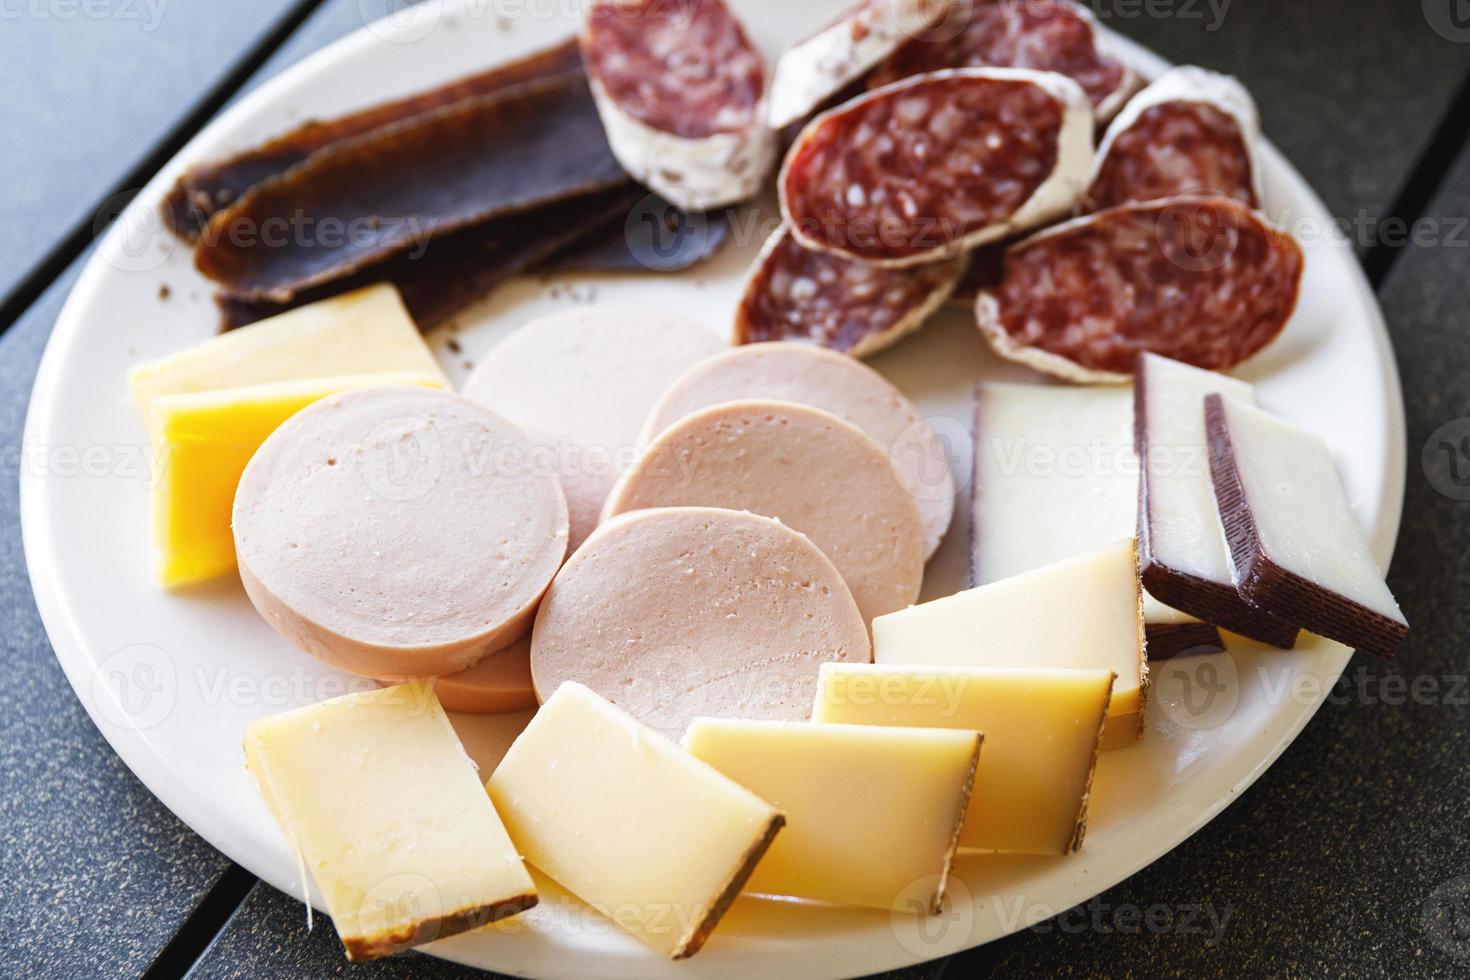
left=21, top=2, right=1406, bottom=977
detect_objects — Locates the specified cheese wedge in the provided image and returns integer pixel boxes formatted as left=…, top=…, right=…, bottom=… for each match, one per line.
left=149, top=372, right=443, bottom=587
left=683, top=718, right=980, bottom=913
left=129, top=284, right=443, bottom=421
left=872, top=540, right=1148, bottom=748
left=242, top=682, right=536, bottom=962
left=813, top=664, right=1113, bottom=854
left=486, top=683, right=784, bottom=959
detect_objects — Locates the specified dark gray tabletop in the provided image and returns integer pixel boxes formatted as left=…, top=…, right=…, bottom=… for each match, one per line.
left=2, top=2, right=1468, bottom=978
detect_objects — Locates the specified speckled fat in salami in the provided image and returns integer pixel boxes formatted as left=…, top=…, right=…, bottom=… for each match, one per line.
left=642, top=342, right=955, bottom=559
left=530, top=507, right=871, bottom=739
left=733, top=225, right=963, bottom=358
left=233, top=388, right=570, bottom=680
left=976, top=196, right=1304, bottom=382
left=781, top=68, right=1093, bottom=266
left=1084, top=66, right=1263, bottom=212
left=767, top=0, right=957, bottom=131
left=581, top=0, right=775, bottom=210
left=604, top=400, right=926, bottom=623
left=869, top=0, right=1138, bottom=120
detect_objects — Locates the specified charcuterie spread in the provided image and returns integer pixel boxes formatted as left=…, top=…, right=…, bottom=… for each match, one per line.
left=105, top=2, right=1409, bottom=968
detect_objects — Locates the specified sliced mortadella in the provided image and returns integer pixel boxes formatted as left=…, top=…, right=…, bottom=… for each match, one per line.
left=233, top=387, right=569, bottom=679
left=605, top=400, right=926, bottom=623
left=530, top=507, right=871, bottom=739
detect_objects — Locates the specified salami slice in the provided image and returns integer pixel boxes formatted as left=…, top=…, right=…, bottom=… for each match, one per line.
left=868, top=0, right=1138, bottom=120
left=976, top=196, right=1304, bottom=382
left=161, top=39, right=585, bottom=241
left=734, top=225, right=963, bottom=357
left=195, top=72, right=628, bottom=303
left=1083, top=66, right=1263, bottom=213
left=581, top=0, right=775, bottom=211
left=767, top=0, right=956, bottom=131
left=781, top=68, right=1092, bottom=266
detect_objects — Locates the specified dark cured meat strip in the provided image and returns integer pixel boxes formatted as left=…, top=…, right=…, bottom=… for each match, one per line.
left=545, top=196, right=732, bottom=275
left=162, top=40, right=584, bottom=241
left=976, top=196, right=1304, bottom=381
left=196, top=72, right=629, bottom=302
left=781, top=70, right=1091, bottom=266
left=1145, top=623, right=1226, bottom=661
left=868, top=0, right=1135, bottom=119
left=734, top=225, right=963, bottom=358
left=217, top=187, right=641, bottom=331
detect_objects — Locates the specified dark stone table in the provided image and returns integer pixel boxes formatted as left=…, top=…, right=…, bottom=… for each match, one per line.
left=2, top=2, right=1466, bottom=977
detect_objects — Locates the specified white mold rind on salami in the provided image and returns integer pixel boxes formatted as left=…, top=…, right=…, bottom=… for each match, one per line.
left=529, top=507, right=871, bottom=739
left=868, top=0, right=1139, bottom=122
left=976, top=195, right=1305, bottom=383
left=733, top=224, right=963, bottom=358
left=767, top=0, right=958, bottom=131
left=1085, top=66, right=1264, bottom=213
left=581, top=0, right=776, bottom=211
left=781, top=68, right=1094, bottom=267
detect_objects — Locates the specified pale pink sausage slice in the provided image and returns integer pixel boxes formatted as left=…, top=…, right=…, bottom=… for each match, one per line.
left=605, top=400, right=925, bottom=623
left=461, top=306, right=727, bottom=552
left=642, top=342, right=955, bottom=559
left=530, top=507, right=870, bottom=739
left=380, top=636, right=537, bottom=715
left=233, top=387, right=569, bottom=679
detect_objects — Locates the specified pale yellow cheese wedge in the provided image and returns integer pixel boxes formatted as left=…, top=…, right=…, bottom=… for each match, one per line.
left=813, top=664, right=1114, bottom=854
left=243, top=682, right=536, bottom=961
left=486, top=683, right=784, bottom=959
left=683, top=718, right=980, bottom=913
left=128, top=284, right=443, bottom=421
left=149, top=372, right=443, bottom=587
left=872, top=539, right=1147, bottom=748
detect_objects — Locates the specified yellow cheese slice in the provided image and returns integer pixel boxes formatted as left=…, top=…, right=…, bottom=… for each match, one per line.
left=242, top=682, right=536, bottom=961
left=485, top=683, right=784, bottom=960
left=871, top=539, right=1147, bottom=748
left=813, top=664, right=1114, bottom=854
left=129, top=284, right=444, bottom=421
left=683, top=718, right=980, bottom=913
left=149, top=372, right=443, bottom=587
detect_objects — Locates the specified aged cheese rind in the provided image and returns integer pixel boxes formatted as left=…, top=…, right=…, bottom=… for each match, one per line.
left=486, top=682, right=784, bottom=959
left=873, top=540, right=1147, bottom=748
left=1205, top=395, right=1408, bottom=659
left=1136, top=354, right=1300, bottom=647
left=814, top=663, right=1113, bottom=854
left=684, top=717, right=979, bottom=913
left=243, top=682, right=537, bottom=961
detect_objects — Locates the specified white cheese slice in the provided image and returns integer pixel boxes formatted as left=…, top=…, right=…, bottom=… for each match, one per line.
left=242, top=682, right=536, bottom=961
left=485, top=682, right=784, bottom=959
left=683, top=717, right=979, bottom=913
left=873, top=540, right=1147, bottom=748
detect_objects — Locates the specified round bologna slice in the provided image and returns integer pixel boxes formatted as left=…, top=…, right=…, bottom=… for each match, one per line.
left=733, top=224, right=963, bottom=359
left=530, top=507, right=870, bottom=738
left=868, top=0, right=1138, bottom=120
left=976, top=196, right=1305, bottom=382
left=767, top=0, right=956, bottom=130
left=642, top=342, right=955, bottom=559
left=233, top=387, right=569, bottom=679
left=429, top=636, right=537, bottom=714
left=461, top=305, right=726, bottom=552
left=1083, top=66, right=1264, bottom=213
left=780, top=68, right=1093, bottom=267
left=605, top=400, right=925, bottom=623
left=581, top=0, right=775, bottom=210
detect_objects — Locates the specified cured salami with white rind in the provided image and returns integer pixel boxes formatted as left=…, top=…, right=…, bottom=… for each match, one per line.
left=781, top=68, right=1093, bottom=267
left=767, top=0, right=956, bottom=130
left=1084, top=66, right=1264, bottom=213
left=869, top=0, right=1138, bottom=121
left=733, top=225, right=963, bottom=358
left=581, top=0, right=775, bottom=210
left=976, top=196, right=1305, bottom=383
